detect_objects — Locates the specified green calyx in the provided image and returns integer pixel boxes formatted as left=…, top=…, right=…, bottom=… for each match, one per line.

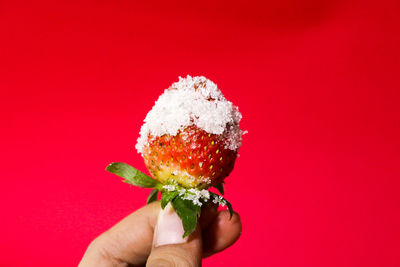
left=106, top=162, right=234, bottom=238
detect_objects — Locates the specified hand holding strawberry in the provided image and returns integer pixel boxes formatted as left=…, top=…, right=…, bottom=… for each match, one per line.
left=107, top=76, right=245, bottom=237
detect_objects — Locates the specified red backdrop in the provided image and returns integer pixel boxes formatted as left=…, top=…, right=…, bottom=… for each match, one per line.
left=1, top=0, right=399, bottom=266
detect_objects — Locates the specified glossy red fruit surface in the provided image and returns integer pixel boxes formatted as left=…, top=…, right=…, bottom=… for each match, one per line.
left=143, top=125, right=237, bottom=188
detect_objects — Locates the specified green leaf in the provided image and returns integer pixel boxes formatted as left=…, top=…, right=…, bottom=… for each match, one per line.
left=147, top=189, right=159, bottom=204
left=106, top=162, right=161, bottom=189
left=171, top=196, right=200, bottom=238
left=161, top=190, right=179, bottom=209
left=210, top=192, right=234, bottom=219
left=215, top=183, right=224, bottom=195
left=224, top=198, right=234, bottom=219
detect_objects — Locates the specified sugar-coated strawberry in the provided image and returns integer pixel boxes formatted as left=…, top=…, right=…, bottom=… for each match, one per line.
left=136, top=75, right=245, bottom=189
left=143, top=125, right=237, bottom=188
left=107, top=75, right=244, bottom=237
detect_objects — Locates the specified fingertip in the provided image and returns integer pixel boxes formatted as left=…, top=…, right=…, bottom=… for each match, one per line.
left=202, top=210, right=242, bottom=258
left=216, top=210, right=242, bottom=242
left=221, top=210, right=241, bottom=226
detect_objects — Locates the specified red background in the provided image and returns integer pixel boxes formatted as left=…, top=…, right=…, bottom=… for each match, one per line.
left=1, top=0, right=399, bottom=266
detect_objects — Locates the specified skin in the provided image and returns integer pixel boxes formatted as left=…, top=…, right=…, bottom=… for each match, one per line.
left=79, top=201, right=242, bottom=267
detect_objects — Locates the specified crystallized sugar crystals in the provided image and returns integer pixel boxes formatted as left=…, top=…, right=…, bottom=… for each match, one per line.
left=162, top=183, right=211, bottom=206
left=136, top=75, right=245, bottom=154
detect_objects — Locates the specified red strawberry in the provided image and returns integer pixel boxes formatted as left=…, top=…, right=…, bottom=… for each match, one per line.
left=142, top=125, right=237, bottom=189
left=108, top=76, right=243, bottom=237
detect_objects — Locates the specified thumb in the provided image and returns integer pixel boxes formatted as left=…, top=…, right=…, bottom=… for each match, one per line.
left=146, top=203, right=203, bottom=267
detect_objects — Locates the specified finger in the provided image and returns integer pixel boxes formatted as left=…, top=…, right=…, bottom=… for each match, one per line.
left=202, top=210, right=242, bottom=258
left=79, top=201, right=161, bottom=266
left=146, top=204, right=203, bottom=267
left=199, top=203, right=219, bottom=230
left=79, top=202, right=241, bottom=266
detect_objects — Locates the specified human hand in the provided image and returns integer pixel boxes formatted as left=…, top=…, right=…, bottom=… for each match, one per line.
left=79, top=201, right=242, bottom=266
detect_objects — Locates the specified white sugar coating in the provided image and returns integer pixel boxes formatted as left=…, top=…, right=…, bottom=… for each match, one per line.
left=212, top=195, right=226, bottom=207
left=136, top=75, right=245, bottom=154
left=182, top=188, right=210, bottom=206
left=162, top=184, right=211, bottom=206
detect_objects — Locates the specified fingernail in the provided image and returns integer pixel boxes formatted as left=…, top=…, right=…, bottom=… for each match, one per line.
left=154, top=203, right=187, bottom=247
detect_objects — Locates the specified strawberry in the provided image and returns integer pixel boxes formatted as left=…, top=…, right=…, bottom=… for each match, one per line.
left=107, top=75, right=244, bottom=237
left=142, top=125, right=237, bottom=189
